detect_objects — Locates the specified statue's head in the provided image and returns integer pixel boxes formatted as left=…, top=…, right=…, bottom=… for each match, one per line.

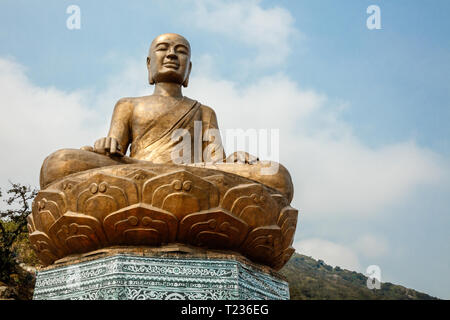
left=147, top=33, right=192, bottom=87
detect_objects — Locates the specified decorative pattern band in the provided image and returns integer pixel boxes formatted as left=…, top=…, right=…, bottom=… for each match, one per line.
left=33, top=254, right=290, bottom=300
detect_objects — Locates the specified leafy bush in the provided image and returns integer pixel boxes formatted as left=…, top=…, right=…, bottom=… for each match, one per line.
left=0, top=183, right=38, bottom=288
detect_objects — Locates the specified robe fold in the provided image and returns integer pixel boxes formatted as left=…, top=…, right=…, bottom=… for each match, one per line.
left=130, top=97, right=224, bottom=164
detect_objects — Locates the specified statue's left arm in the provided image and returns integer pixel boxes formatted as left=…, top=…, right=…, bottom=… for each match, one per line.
left=202, top=106, right=226, bottom=163
left=95, top=98, right=134, bottom=156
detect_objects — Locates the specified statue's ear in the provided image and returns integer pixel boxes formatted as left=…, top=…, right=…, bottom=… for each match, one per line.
left=147, top=57, right=155, bottom=85
left=182, top=61, right=192, bottom=88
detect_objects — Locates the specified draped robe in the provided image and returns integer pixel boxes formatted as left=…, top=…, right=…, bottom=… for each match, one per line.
left=129, top=97, right=225, bottom=164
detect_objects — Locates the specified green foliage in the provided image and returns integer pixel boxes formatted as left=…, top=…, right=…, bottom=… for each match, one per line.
left=0, top=182, right=38, bottom=295
left=279, top=252, right=438, bottom=300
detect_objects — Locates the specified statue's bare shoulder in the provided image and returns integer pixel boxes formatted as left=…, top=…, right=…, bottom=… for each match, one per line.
left=199, top=103, right=214, bottom=113
left=180, top=95, right=216, bottom=120
left=197, top=103, right=219, bottom=126
left=112, top=96, right=138, bottom=118
left=113, top=95, right=159, bottom=120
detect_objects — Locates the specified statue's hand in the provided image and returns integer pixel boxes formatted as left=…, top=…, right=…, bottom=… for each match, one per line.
left=226, top=151, right=259, bottom=165
left=93, top=137, right=124, bottom=156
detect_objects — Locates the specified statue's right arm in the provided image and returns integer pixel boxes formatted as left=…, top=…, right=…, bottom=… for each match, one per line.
left=93, top=98, right=134, bottom=156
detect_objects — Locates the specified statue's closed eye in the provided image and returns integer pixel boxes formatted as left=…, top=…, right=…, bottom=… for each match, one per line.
left=155, top=43, right=169, bottom=51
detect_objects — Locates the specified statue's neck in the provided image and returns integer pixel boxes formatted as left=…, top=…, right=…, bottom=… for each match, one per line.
left=153, top=82, right=183, bottom=99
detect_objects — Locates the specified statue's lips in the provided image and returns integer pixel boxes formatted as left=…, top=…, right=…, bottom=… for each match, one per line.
left=163, top=63, right=179, bottom=69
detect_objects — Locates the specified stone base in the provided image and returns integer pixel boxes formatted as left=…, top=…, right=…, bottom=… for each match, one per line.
left=33, top=246, right=290, bottom=300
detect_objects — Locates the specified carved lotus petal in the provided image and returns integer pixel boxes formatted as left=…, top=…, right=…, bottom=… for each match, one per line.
left=222, top=184, right=278, bottom=227
left=68, top=173, right=139, bottom=221
left=28, top=231, right=60, bottom=265
left=103, top=203, right=178, bottom=245
left=240, top=225, right=283, bottom=267
left=142, top=170, right=219, bottom=218
left=48, top=212, right=107, bottom=255
left=31, top=190, right=67, bottom=234
left=272, top=246, right=296, bottom=271
left=178, top=209, right=249, bottom=249
left=277, top=206, right=298, bottom=249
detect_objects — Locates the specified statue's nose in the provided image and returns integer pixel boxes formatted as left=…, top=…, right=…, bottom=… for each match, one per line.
left=166, top=47, right=177, bottom=59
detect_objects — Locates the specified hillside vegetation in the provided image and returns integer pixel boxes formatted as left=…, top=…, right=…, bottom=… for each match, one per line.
left=279, top=252, right=437, bottom=300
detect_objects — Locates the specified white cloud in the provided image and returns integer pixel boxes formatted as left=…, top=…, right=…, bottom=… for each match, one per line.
left=0, top=57, right=104, bottom=188
left=291, top=136, right=446, bottom=218
left=294, top=238, right=363, bottom=272
left=187, top=0, right=298, bottom=66
left=354, top=234, right=388, bottom=259
left=186, top=69, right=323, bottom=133
left=93, top=57, right=149, bottom=115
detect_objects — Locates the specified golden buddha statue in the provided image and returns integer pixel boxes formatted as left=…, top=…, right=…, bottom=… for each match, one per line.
left=28, top=33, right=298, bottom=270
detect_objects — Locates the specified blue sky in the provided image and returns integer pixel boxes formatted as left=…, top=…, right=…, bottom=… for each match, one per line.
left=0, top=0, right=449, bottom=298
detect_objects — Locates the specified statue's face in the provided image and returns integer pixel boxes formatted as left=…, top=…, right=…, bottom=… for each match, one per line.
left=148, top=33, right=191, bottom=86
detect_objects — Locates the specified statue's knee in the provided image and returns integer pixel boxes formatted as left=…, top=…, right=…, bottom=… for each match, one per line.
left=40, top=149, right=83, bottom=188
left=40, top=149, right=127, bottom=189
left=259, top=161, right=293, bottom=203
left=41, top=149, right=68, bottom=169
left=278, top=164, right=294, bottom=202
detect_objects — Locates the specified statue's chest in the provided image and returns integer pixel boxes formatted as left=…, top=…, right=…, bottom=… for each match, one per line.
left=131, top=104, right=161, bottom=130
left=131, top=101, right=195, bottom=138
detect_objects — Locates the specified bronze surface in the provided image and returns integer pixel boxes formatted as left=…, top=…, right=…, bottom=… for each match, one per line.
left=30, top=33, right=298, bottom=270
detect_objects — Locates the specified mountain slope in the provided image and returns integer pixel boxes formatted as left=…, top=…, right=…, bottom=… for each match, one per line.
left=279, top=252, right=438, bottom=300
